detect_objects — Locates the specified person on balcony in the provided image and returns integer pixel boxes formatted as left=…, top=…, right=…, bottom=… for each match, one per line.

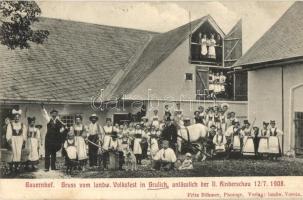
left=208, top=34, right=216, bottom=59
left=200, top=34, right=208, bottom=58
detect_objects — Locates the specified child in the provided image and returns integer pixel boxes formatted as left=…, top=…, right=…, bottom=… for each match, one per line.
left=213, top=128, right=227, bottom=154
left=178, top=153, right=193, bottom=170
left=64, top=132, right=77, bottom=175
left=26, top=117, right=40, bottom=170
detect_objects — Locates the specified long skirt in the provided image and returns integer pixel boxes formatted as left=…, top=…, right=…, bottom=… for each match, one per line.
left=209, top=84, right=215, bottom=91
left=208, top=46, right=216, bottom=58
left=214, top=84, right=221, bottom=93
left=242, top=136, right=255, bottom=155
left=133, top=138, right=142, bottom=155
left=150, top=138, right=159, bottom=158
left=232, top=135, right=241, bottom=151
left=215, top=144, right=225, bottom=152
left=102, top=135, right=111, bottom=151
left=268, top=136, right=280, bottom=155
left=27, top=138, right=39, bottom=163
left=258, top=137, right=269, bottom=153
left=66, top=146, right=77, bottom=160
left=11, top=136, right=24, bottom=162
left=75, top=136, right=87, bottom=160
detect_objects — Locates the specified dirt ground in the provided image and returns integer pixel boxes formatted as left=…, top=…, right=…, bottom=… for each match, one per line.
left=3, top=156, right=303, bottom=179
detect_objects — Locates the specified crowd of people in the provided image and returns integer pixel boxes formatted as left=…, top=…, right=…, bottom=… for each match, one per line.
left=2, top=102, right=283, bottom=175
left=208, top=71, right=226, bottom=95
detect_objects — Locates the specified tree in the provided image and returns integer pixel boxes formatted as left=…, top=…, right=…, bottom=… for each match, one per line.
left=0, top=1, right=49, bottom=49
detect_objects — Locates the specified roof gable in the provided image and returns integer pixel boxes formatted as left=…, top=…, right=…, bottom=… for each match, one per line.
left=234, top=1, right=302, bottom=68
left=108, top=16, right=213, bottom=99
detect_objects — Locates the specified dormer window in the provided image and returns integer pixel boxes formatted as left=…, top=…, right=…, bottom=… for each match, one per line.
left=190, top=20, right=223, bottom=66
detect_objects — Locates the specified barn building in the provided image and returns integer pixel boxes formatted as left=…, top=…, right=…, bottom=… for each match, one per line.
left=0, top=15, right=248, bottom=152
left=233, top=2, right=303, bottom=155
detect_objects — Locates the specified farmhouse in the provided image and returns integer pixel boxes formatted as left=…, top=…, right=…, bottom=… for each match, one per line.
left=0, top=15, right=247, bottom=148
left=233, top=2, right=303, bottom=155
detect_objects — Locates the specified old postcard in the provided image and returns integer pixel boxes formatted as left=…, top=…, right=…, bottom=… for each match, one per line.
left=0, top=0, right=303, bottom=199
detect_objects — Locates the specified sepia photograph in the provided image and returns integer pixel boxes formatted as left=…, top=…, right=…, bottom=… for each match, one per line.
left=0, top=0, right=303, bottom=184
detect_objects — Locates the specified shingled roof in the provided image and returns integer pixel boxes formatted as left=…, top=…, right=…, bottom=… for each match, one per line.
left=0, top=18, right=154, bottom=102
left=233, top=1, right=302, bottom=68
left=108, top=16, right=209, bottom=99
left=0, top=15, right=220, bottom=102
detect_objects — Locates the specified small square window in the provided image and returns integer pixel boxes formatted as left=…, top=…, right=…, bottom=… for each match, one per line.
left=185, top=73, right=193, bottom=81
left=61, top=115, right=75, bottom=127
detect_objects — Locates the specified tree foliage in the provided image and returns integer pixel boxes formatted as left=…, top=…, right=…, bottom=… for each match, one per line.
left=0, top=1, right=49, bottom=49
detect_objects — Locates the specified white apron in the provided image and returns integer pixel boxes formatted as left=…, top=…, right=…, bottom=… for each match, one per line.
left=103, top=126, right=113, bottom=151
left=232, top=135, right=241, bottom=150
left=73, top=125, right=87, bottom=160
left=268, top=136, right=280, bottom=154
left=8, top=122, right=25, bottom=162
left=65, top=139, right=77, bottom=160
left=133, top=130, right=142, bottom=155
left=208, top=39, right=216, bottom=58
left=201, top=38, right=208, bottom=55
left=243, top=136, right=255, bottom=155
left=26, top=127, right=40, bottom=162
left=258, top=137, right=269, bottom=153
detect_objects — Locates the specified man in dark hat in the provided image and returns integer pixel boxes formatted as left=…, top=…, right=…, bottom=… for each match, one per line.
left=160, top=117, right=178, bottom=150
left=87, top=114, right=103, bottom=167
left=41, top=104, right=67, bottom=171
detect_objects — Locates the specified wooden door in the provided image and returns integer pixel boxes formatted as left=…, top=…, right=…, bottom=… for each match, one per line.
left=196, top=68, right=208, bottom=100
left=294, top=112, right=303, bottom=155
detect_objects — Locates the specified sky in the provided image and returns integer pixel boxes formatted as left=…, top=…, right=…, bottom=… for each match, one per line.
left=38, top=1, right=294, bottom=52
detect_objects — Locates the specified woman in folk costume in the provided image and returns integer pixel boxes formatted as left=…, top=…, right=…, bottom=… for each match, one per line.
left=6, top=109, right=27, bottom=172
left=225, top=120, right=242, bottom=152
left=213, top=72, right=221, bottom=93
left=87, top=114, right=103, bottom=167
left=219, top=109, right=227, bottom=132
left=26, top=117, right=40, bottom=170
left=206, top=107, right=215, bottom=129
left=148, top=125, right=160, bottom=159
left=208, top=71, right=215, bottom=94
left=164, top=104, right=172, bottom=121
left=133, top=124, right=143, bottom=165
left=151, top=109, right=160, bottom=129
left=102, top=118, right=113, bottom=169
left=213, top=128, right=227, bottom=154
left=241, top=120, right=256, bottom=156
left=200, top=33, right=208, bottom=58
left=174, top=102, right=183, bottom=122
left=258, top=122, right=270, bottom=156
left=70, top=114, right=87, bottom=171
left=213, top=107, right=221, bottom=129
left=194, top=111, right=203, bottom=124
left=268, top=120, right=283, bottom=160
left=226, top=111, right=238, bottom=129
left=208, top=34, right=216, bottom=59
left=219, top=72, right=226, bottom=92
left=63, top=131, right=77, bottom=175
left=198, top=106, right=206, bottom=125
left=141, top=116, right=149, bottom=129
